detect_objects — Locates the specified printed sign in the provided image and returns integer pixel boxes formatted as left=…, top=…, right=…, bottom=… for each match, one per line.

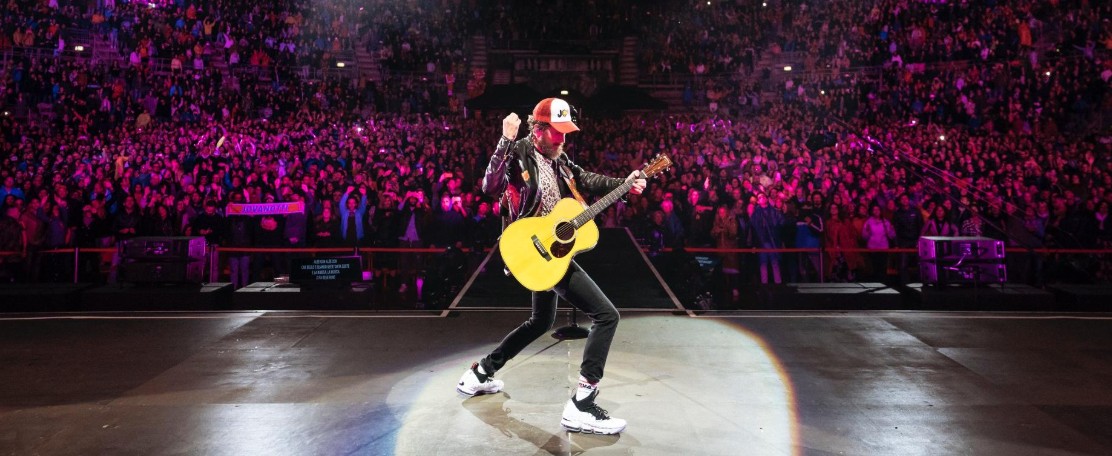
left=290, top=256, right=363, bottom=284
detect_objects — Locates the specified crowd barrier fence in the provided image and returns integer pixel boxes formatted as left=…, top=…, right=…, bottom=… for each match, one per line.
left=0, top=246, right=1108, bottom=286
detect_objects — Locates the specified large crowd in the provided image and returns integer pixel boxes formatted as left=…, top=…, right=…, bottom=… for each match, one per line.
left=636, top=0, right=1110, bottom=76
left=1, top=0, right=1110, bottom=292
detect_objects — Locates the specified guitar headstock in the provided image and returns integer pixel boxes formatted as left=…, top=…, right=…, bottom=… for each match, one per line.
left=642, top=154, right=673, bottom=179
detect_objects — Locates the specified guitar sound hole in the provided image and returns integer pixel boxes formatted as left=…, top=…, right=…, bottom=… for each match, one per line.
left=554, top=222, right=576, bottom=243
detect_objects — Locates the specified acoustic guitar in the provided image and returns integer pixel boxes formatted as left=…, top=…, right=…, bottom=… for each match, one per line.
left=499, top=154, right=672, bottom=291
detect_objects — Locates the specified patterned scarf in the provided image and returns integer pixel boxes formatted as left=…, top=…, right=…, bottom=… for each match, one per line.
left=534, top=150, right=562, bottom=215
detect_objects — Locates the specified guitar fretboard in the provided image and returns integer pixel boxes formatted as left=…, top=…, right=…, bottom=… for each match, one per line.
left=571, top=178, right=636, bottom=229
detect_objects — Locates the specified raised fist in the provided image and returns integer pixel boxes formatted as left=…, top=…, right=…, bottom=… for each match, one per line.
left=503, top=113, right=521, bottom=140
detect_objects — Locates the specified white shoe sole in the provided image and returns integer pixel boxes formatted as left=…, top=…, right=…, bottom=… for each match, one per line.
left=560, top=418, right=625, bottom=435
left=456, top=385, right=503, bottom=397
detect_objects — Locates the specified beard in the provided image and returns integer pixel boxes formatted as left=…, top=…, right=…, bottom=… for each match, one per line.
left=535, top=136, right=565, bottom=159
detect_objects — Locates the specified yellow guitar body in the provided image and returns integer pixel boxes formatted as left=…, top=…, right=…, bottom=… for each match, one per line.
left=499, top=198, right=600, bottom=291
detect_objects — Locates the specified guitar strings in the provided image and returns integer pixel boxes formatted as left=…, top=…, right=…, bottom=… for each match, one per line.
left=532, top=156, right=669, bottom=251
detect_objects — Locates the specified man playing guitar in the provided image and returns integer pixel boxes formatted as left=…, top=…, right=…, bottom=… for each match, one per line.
left=456, top=98, right=646, bottom=435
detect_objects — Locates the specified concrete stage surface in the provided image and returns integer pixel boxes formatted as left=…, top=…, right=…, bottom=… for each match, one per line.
left=2, top=310, right=1112, bottom=455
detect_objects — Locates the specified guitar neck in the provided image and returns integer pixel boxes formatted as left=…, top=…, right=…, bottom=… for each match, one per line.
left=571, top=178, right=635, bottom=228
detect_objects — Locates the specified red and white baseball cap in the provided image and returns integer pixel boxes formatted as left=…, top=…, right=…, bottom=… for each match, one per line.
left=532, top=98, right=579, bottom=134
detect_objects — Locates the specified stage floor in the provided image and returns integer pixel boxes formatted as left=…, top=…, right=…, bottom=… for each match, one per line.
left=2, top=309, right=1111, bottom=455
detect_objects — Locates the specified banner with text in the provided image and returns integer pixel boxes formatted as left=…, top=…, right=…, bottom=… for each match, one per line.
left=226, top=202, right=305, bottom=216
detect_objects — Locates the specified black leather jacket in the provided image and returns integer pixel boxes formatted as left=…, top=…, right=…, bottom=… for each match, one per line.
left=482, top=136, right=624, bottom=223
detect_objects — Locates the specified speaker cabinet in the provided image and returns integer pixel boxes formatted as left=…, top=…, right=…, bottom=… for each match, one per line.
left=119, top=236, right=206, bottom=261
left=919, top=236, right=1005, bottom=262
left=119, top=260, right=205, bottom=283
left=118, top=237, right=207, bottom=284
left=920, top=260, right=1007, bottom=285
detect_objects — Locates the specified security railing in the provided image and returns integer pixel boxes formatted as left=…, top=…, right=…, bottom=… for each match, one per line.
left=2, top=245, right=1108, bottom=287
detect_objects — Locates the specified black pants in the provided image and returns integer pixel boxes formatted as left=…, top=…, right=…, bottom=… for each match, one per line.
left=481, top=261, right=619, bottom=383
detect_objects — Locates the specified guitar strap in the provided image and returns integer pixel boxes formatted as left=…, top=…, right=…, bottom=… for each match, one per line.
left=558, top=163, right=588, bottom=206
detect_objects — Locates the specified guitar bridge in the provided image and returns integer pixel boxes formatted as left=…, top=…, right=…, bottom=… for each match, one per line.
left=531, top=235, right=552, bottom=261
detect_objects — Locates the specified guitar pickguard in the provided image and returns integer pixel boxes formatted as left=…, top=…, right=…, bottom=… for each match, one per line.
left=549, top=238, right=575, bottom=258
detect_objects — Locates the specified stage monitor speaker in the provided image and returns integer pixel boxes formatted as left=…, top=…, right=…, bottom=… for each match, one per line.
left=118, top=237, right=207, bottom=284
left=119, top=260, right=205, bottom=284
left=919, top=261, right=1006, bottom=285
left=919, top=236, right=1005, bottom=262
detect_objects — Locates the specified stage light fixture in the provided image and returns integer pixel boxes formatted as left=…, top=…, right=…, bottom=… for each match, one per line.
left=783, top=66, right=792, bottom=72
left=74, top=45, right=84, bottom=52
left=560, top=90, right=569, bottom=95
left=337, top=62, right=346, bottom=68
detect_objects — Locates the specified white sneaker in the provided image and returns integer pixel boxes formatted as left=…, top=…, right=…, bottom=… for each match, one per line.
left=456, top=362, right=504, bottom=397
left=560, top=389, right=627, bottom=434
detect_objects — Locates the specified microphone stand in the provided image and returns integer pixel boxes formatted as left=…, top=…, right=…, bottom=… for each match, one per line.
left=552, top=302, right=589, bottom=340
